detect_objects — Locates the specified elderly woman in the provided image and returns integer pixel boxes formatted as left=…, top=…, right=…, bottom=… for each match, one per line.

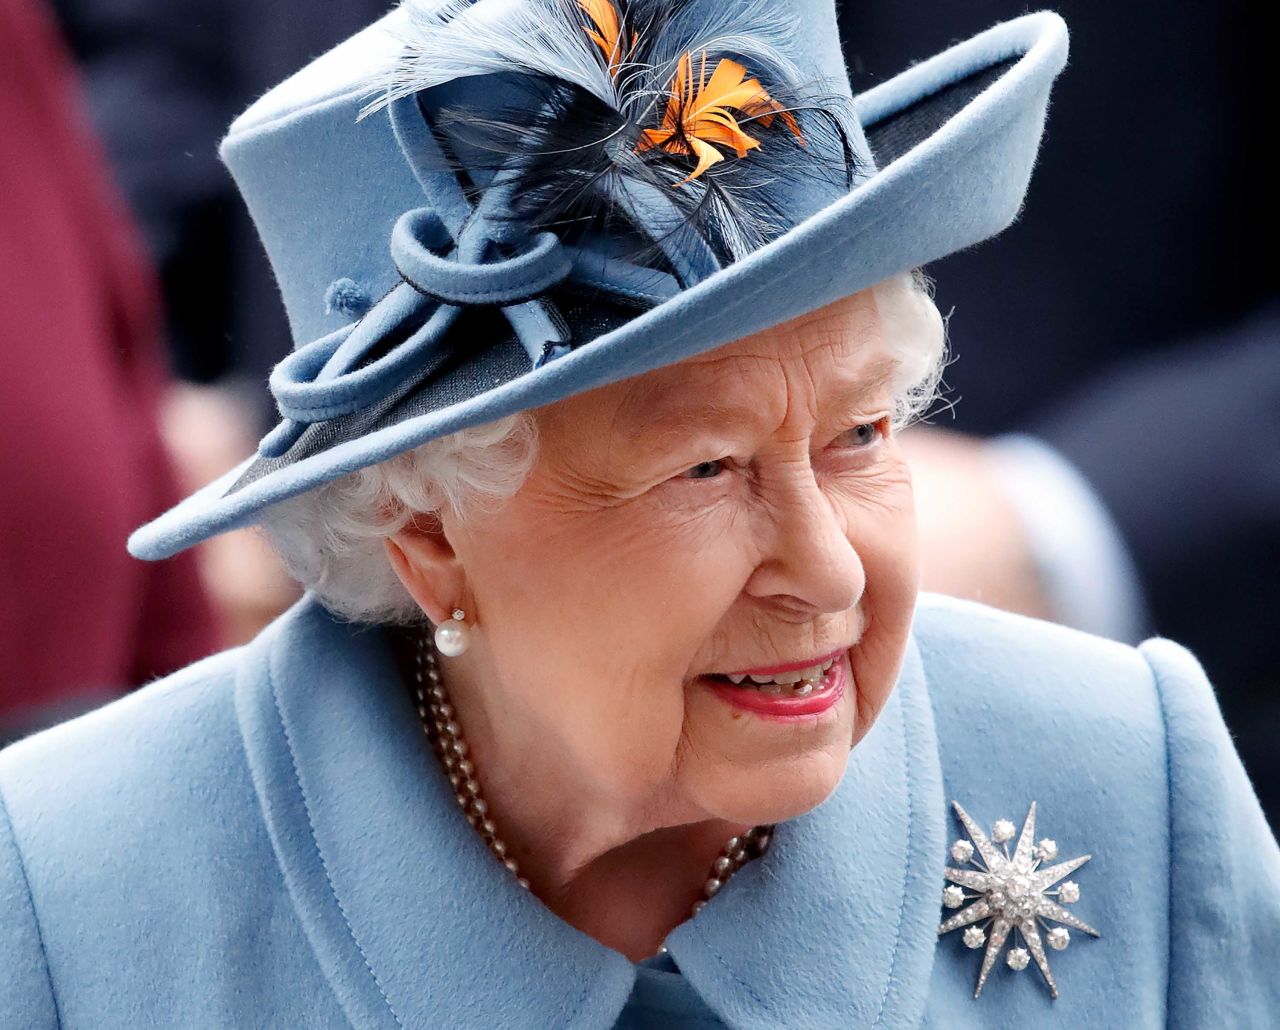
left=2, top=1, right=1276, bottom=1027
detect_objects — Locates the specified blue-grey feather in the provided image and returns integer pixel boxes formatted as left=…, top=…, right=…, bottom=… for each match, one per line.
left=364, top=0, right=859, bottom=271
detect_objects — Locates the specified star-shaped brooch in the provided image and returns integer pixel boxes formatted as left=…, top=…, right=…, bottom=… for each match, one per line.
left=938, top=800, right=1099, bottom=999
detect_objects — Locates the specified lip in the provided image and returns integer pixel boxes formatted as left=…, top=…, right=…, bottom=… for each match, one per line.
left=720, top=646, right=849, bottom=678
left=702, top=654, right=848, bottom=720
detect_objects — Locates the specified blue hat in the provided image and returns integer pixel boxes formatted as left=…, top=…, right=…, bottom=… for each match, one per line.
left=129, top=0, right=1069, bottom=560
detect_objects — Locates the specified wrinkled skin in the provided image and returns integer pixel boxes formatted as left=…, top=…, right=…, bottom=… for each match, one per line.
left=387, top=287, right=919, bottom=958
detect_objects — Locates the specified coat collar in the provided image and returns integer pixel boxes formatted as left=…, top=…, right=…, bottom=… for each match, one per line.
left=236, top=597, right=945, bottom=1028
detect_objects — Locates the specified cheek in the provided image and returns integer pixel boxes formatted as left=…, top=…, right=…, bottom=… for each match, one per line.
left=454, top=490, right=750, bottom=776
left=484, top=491, right=749, bottom=651
left=846, top=467, right=919, bottom=603
left=835, top=466, right=919, bottom=737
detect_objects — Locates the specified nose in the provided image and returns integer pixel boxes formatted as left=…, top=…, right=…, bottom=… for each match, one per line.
left=742, top=468, right=866, bottom=616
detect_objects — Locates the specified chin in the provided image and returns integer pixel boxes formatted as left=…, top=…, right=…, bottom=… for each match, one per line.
left=701, top=744, right=852, bottom=826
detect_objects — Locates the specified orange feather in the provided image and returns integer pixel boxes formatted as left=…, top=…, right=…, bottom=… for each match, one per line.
left=639, top=51, right=806, bottom=185
left=578, top=0, right=626, bottom=75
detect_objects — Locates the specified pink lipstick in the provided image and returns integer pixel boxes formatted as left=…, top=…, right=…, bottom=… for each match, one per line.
left=702, top=653, right=848, bottom=720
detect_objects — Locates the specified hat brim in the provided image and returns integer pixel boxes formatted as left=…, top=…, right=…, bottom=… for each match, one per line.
left=129, top=11, right=1068, bottom=560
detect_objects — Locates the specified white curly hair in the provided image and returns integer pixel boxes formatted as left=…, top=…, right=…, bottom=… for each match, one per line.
left=259, top=271, right=948, bottom=624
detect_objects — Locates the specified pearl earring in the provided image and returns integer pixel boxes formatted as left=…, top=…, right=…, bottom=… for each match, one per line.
left=433, top=608, right=471, bottom=657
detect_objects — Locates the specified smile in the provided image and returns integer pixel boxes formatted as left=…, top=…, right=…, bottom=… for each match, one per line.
left=701, top=652, right=848, bottom=718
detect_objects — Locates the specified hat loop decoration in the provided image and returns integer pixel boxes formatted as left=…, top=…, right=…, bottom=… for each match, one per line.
left=390, top=209, right=570, bottom=307
left=259, top=94, right=679, bottom=458
left=259, top=96, right=570, bottom=457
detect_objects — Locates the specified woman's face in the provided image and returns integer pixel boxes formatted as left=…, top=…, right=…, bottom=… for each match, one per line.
left=439, top=288, right=918, bottom=828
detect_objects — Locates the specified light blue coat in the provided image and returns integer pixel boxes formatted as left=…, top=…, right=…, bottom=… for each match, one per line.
left=2, top=593, right=1276, bottom=1027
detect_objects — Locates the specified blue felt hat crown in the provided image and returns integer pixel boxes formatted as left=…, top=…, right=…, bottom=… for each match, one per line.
left=129, top=0, right=1069, bottom=560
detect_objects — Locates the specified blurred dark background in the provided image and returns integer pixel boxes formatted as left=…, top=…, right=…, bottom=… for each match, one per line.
left=844, top=1, right=1274, bottom=430
left=4, top=1, right=1276, bottom=825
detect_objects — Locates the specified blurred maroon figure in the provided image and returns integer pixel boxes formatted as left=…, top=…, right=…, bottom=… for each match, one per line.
left=0, top=0, right=216, bottom=740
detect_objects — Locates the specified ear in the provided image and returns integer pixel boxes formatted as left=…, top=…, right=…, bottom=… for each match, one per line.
left=384, top=511, right=468, bottom=625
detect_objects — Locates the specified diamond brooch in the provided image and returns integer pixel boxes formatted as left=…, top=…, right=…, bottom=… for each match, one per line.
left=938, top=801, right=1099, bottom=999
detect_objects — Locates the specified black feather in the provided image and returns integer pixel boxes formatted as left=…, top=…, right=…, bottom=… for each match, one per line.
left=389, top=0, right=862, bottom=277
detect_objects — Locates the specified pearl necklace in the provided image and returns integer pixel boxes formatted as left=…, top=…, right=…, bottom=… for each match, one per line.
left=411, top=629, right=773, bottom=918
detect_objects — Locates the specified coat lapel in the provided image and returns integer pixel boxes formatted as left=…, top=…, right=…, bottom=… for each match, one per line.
left=236, top=597, right=945, bottom=1029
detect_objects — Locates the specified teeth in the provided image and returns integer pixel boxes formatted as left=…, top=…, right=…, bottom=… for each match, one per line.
left=748, top=670, right=804, bottom=685
left=713, top=654, right=841, bottom=695
left=724, top=657, right=836, bottom=684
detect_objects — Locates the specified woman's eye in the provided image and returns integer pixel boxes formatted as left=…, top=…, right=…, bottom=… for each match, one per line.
left=675, top=423, right=884, bottom=482
left=834, top=421, right=883, bottom=449
left=680, top=459, right=726, bottom=480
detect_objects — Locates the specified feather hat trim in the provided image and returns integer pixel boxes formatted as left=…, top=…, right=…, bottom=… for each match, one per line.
left=365, top=0, right=857, bottom=268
